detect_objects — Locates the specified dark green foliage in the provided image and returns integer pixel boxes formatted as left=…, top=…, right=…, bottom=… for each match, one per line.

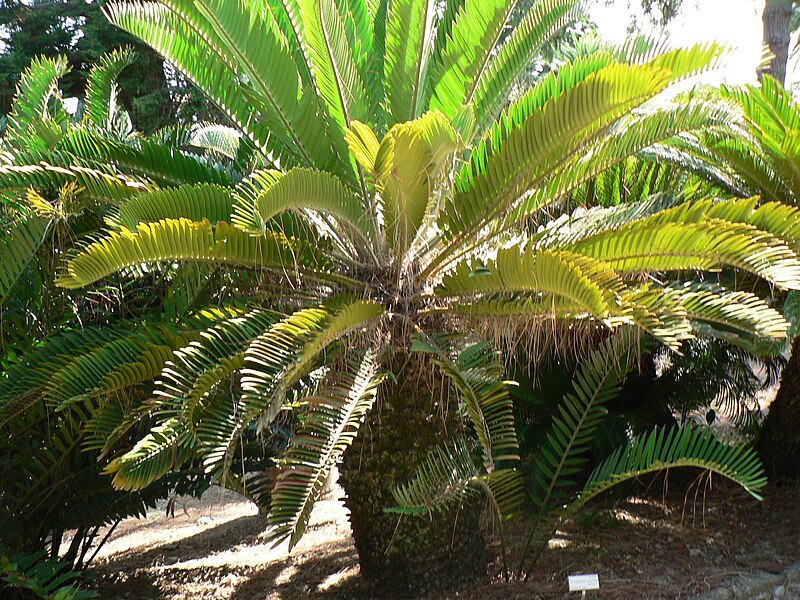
left=1, top=549, right=96, bottom=599
left=0, top=0, right=218, bottom=133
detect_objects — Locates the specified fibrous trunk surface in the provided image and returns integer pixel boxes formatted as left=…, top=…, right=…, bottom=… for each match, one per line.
left=339, top=354, right=490, bottom=596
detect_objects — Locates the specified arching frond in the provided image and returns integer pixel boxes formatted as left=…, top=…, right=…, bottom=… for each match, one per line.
left=669, top=282, right=790, bottom=350
left=429, top=0, right=518, bottom=120
left=5, top=56, right=68, bottom=147
left=568, top=218, right=800, bottom=289
left=383, top=0, right=436, bottom=124
left=56, top=218, right=329, bottom=289
left=249, top=167, right=367, bottom=236
left=198, top=299, right=385, bottom=476
left=114, top=184, right=234, bottom=230
left=83, top=47, right=137, bottom=130
left=412, top=335, right=518, bottom=468
left=471, top=0, right=583, bottom=133
left=62, top=128, right=232, bottom=187
left=439, top=248, right=627, bottom=319
left=574, top=425, right=767, bottom=508
left=0, top=215, right=49, bottom=305
left=0, top=162, right=148, bottom=203
left=268, top=351, right=382, bottom=549
left=104, top=417, right=195, bottom=491
left=387, top=437, right=481, bottom=517
left=189, top=124, right=242, bottom=160
left=438, top=63, right=674, bottom=250
left=529, top=334, right=633, bottom=514
left=388, top=437, right=524, bottom=522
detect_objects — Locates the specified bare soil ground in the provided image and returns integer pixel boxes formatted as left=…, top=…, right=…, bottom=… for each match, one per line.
left=87, top=479, right=800, bottom=599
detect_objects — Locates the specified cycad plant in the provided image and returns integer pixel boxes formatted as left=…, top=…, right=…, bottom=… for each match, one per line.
left=6, top=0, right=800, bottom=591
left=661, top=75, right=800, bottom=479
left=0, top=51, right=249, bottom=569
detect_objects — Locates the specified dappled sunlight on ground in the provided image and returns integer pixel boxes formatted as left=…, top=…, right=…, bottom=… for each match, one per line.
left=90, top=482, right=800, bottom=599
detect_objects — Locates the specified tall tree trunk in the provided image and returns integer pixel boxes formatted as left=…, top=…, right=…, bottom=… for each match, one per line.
left=758, top=337, right=800, bottom=481
left=757, top=0, right=793, bottom=85
left=339, top=353, right=490, bottom=596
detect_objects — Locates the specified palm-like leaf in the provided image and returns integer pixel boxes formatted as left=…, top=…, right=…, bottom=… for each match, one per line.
left=529, top=334, right=633, bottom=514
left=574, top=425, right=767, bottom=507
left=56, top=218, right=332, bottom=289
left=387, top=437, right=482, bottom=517
left=83, top=47, right=137, bottom=131
left=0, top=215, right=49, bottom=305
left=4, top=56, right=68, bottom=150
left=199, top=299, right=385, bottom=475
left=412, top=336, right=519, bottom=468
left=268, top=351, right=382, bottom=549
left=114, top=184, right=234, bottom=230
left=7, top=0, right=797, bottom=571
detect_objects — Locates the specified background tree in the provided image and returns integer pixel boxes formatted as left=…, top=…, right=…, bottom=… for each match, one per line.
left=4, top=0, right=799, bottom=595
left=0, top=0, right=217, bottom=133
left=629, top=0, right=797, bottom=85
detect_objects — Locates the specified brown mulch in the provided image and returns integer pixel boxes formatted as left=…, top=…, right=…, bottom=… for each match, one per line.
left=88, top=480, right=800, bottom=599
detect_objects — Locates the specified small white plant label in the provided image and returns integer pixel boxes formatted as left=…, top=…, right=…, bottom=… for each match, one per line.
left=568, top=573, right=600, bottom=591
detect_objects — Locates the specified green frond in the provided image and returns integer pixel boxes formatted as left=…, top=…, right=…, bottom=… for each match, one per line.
left=439, top=248, right=627, bottom=319
left=240, top=299, right=385, bottom=423
left=568, top=217, right=800, bottom=289
left=268, top=351, right=382, bottom=549
left=161, top=310, right=279, bottom=430
left=387, top=437, right=525, bottom=522
left=104, top=418, right=195, bottom=491
left=486, top=467, right=526, bottom=518
left=5, top=56, right=68, bottom=146
left=0, top=549, right=96, bottom=600
left=644, top=42, right=727, bottom=82
left=0, top=161, right=148, bottom=203
left=189, top=124, right=242, bottom=160
left=62, top=128, right=232, bottom=187
left=375, top=110, right=457, bottom=254
left=103, top=0, right=307, bottom=168
left=668, top=282, right=790, bottom=350
left=714, top=76, right=800, bottom=203
left=428, top=0, right=518, bottom=120
left=114, top=184, right=234, bottom=230
left=299, top=0, right=370, bottom=131
left=529, top=334, right=633, bottom=514
left=537, top=194, right=683, bottom=248
left=574, top=426, right=767, bottom=510
left=180, top=0, right=313, bottom=159
left=335, top=0, right=373, bottom=70
left=413, top=335, right=518, bottom=468
left=0, top=326, right=142, bottom=427
left=199, top=299, right=385, bottom=475
left=471, top=0, right=583, bottom=133
left=83, top=47, right=137, bottom=130
left=56, top=218, right=328, bottom=289
left=363, top=0, right=388, bottom=129
left=248, top=167, right=367, bottom=236
left=439, top=63, right=673, bottom=245
left=0, top=215, right=49, bottom=305
left=383, top=0, right=437, bottom=124
left=513, top=99, right=731, bottom=218
left=387, top=437, right=481, bottom=517
left=42, top=329, right=177, bottom=411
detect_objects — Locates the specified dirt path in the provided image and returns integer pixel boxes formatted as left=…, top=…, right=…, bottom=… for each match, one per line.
left=89, top=482, right=800, bottom=599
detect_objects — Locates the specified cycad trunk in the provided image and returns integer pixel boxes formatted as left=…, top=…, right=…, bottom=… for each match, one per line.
left=758, top=337, right=800, bottom=481
left=757, top=0, right=793, bottom=85
left=339, top=356, right=490, bottom=595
